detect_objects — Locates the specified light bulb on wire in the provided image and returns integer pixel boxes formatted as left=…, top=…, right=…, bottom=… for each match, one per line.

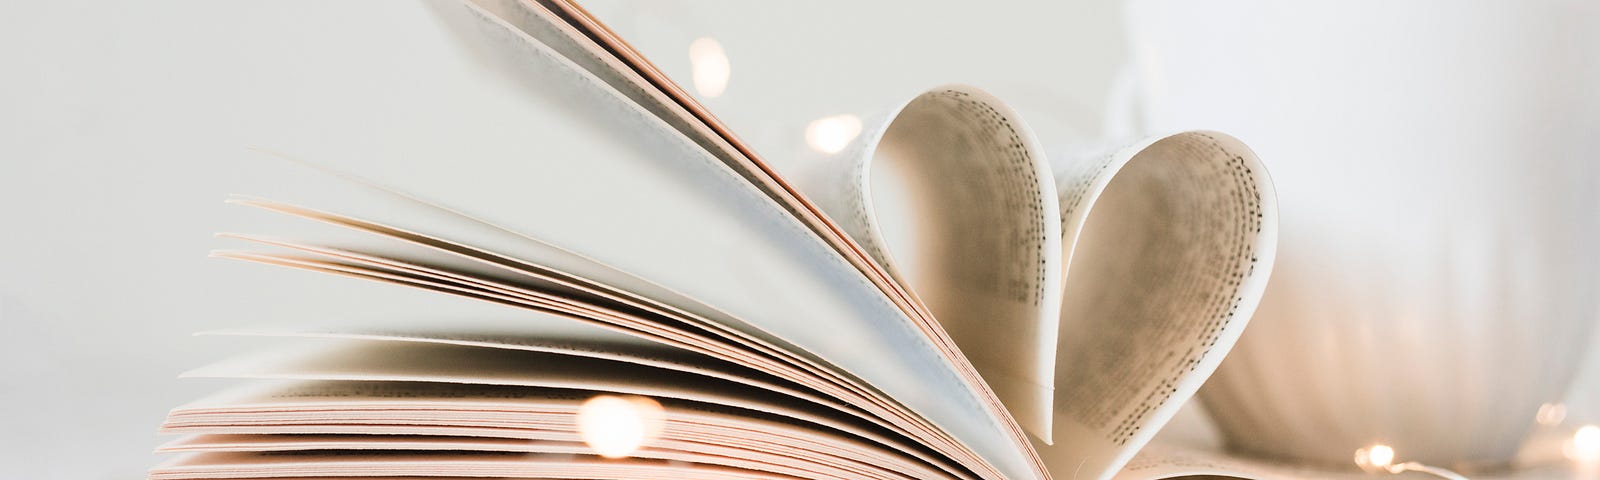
left=1354, top=444, right=1467, bottom=480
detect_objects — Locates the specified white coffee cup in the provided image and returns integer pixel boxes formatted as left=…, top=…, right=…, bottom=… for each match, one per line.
left=1116, top=0, right=1600, bottom=469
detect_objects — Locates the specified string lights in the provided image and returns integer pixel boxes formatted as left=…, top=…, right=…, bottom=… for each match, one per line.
left=1354, top=444, right=1468, bottom=480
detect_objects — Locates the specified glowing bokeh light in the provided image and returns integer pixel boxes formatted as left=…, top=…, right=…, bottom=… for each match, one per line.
left=1354, top=444, right=1471, bottom=479
left=805, top=114, right=863, bottom=154
left=577, top=395, right=665, bottom=459
left=1566, top=425, right=1600, bottom=463
left=689, top=37, right=730, bottom=98
left=1354, top=444, right=1395, bottom=470
left=1537, top=402, right=1568, bottom=426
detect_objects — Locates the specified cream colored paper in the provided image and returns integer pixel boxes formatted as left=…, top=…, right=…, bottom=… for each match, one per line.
left=1038, top=132, right=1278, bottom=480
left=794, top=101, right=1279, bottom=480
left=206, top=0, right=1036, bottom=475
left=795, top=86, right=1063, bottom=442
left=159, top=379, right=945, bottom=480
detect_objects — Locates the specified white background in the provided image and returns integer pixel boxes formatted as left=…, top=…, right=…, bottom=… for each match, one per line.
left=0, top=1, right=1127, bottom=478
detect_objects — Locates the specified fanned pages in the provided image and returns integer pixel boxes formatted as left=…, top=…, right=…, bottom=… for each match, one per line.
left=152, top=1, right=1281, bottom=480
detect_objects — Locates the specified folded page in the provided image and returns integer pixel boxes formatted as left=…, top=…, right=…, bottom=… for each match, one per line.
left=794, top=86, right=1063, bottom=442
left=1041, top=132, right=1278, bottom=480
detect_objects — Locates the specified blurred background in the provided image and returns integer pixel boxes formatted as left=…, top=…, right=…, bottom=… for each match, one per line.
left=1, top=0, right=1595, bottom=478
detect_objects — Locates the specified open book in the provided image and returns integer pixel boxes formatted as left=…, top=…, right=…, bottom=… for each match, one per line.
left=150, top=1, right=1280, bottom=479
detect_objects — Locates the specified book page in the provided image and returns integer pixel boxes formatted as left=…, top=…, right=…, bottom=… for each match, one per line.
left=182, top=339, right=876, bottom=443
left=791, top=97, right=1282, bottom=479
left=198, top=320, right=867, bottom=423
left=160, top=379, right=950, bottom=480
left=1037, top=132, right=1279, bottom=480
left=207, top=189, right=980, bottom=478
left=795, top=86, right=1063, bottom=442
left=459, top=0, right=752, bottom=196
left=175, top=339, right=962, bottom=478
left=218, top=3, right=1036, bottom=477
left=445, top=2, right=1045, bottom=476
left=160, top=434, right=874, bottom=480
left=151, top=450, right=782, bottom=480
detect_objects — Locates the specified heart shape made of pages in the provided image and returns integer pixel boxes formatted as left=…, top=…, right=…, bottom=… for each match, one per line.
left=797, top=85, right=1279, bottom=478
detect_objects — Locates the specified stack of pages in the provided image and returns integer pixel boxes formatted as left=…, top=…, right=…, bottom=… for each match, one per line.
left=151, top=0, right=1282, bottom=479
